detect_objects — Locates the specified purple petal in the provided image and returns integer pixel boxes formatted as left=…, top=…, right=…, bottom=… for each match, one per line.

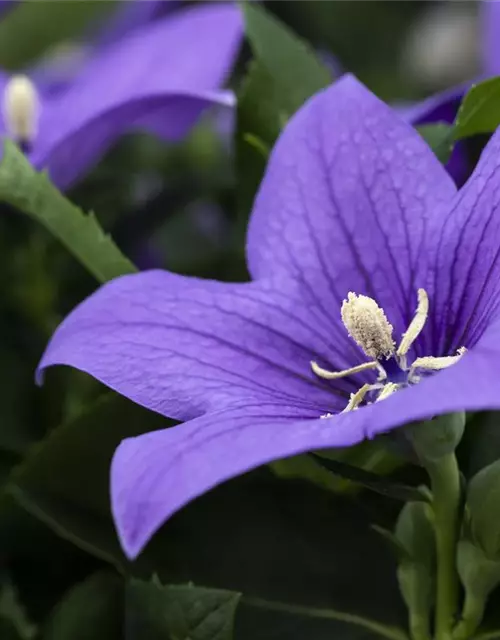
left=427, top=125, right=500, bottom=357
left=0, top=70, right=10, bottom=136
left=399, top=83, right=467, bottom=126
left=481, top=0, right=500, bottom=77
left=92, top=0, right=179, bottom=48
left=398, top=84, right=472, bottom=187
left=38, top=271, right=350, bottom=422
left=31, top=90, right=234, bottom=189
left=31, top=3, right=242, bottom=188
left=112, top=328, right=500, bottom=558
left=246, top=74, right=456, bottom=339
left=29, top=1, right=179, bottom=100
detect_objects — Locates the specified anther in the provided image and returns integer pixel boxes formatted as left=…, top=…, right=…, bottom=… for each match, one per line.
left=2, top=75, right=39, bottom=150
left=397, top=289, right=429, bottom=363
left=341, top=292, right=395, bottom=360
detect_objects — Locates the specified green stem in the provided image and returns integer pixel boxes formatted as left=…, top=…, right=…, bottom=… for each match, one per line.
left=243, top=596, right=409, bottom=640
left=453, top=593, right=485, bottom=640
left=426, top=454, right=461, bottom=640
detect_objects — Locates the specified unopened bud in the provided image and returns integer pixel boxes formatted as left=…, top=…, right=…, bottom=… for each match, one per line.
left=395, top=501, right=435, bottom=636
left=341, top=292, right=395, bottom=360
left=457, top=539, right=500, bottom=602
left=454, top=539, right=500, bottom=639
left=405, top=412, right=465, bottom=464
left=2, top=75, right=39, bottom=149
left=467, top=459, right=500, bottom=561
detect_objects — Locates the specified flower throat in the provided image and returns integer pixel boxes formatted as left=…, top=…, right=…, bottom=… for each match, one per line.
left=312, top=289, right=466, bottom=413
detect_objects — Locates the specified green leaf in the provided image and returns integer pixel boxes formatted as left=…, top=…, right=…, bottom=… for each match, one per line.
left=271, top=440, right=403, bottom=496
left=243, top=597, right=408, bottom=640
left=0, top=140, right=136, bottom=283
left=371, top=525, right=412, bottom=564
left=455, top=78, right=500, bottom=139
left=0, top=2, right=114, bottom=69
left=309, top=454, right=429, bottom=503
left=0, top=579, right=36, bottom=640
left=138, top=471, right=405, bottom=636
left=126, top=579, right=241, bottom=640
left=42, top=571, right=123, bottom=640
left=6, top=393, right=173, bottom=568
left=241, top=2, right=331, bottom=115
left=270, top=454, right=355, bottom=494
left=236, top=60, right=281, bottom=220
left=237, top=4, right=331, bottom=224
left=417, top=123, right=455, bottom=164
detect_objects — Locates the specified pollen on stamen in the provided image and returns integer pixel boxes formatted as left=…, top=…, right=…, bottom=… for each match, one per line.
left=397, top=288, right=429, bottom=357
left=2, top=75, right=39, bottom=150
left=341, top=292, right=395, bottom=360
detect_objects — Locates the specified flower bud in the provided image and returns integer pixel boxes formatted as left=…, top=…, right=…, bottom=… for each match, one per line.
left=405, top=412, right=465, bottom=464
left=395, top=501, right=435, bottom=632
left=457, top=539, right=500, bottom=602
left=2, top=75, right=39, bottom=149
left=453, top=539, right=500, bottom=639
left=467, top=459, right=500, bottom=561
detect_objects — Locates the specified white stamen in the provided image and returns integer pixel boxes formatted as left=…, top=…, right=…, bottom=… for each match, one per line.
left=2, top=75, right=39, bottom=147
left=341, top=292, right=395, bottom=360
left=342, top=383, right=372, bottom=413
left=320, top=412, right=333, bottom=419
left=376, top=382, right=400, bottom=402
left=410, top=347, right=466, bottom=374
left=311, top=288, right=465, bottom=415
left=397, top=288, right=429, bottom=360
left=311, top=359, right=378, bottom=380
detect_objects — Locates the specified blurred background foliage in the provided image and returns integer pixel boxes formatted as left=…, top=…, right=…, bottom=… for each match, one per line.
left=0, top=1, right=491, bottom=639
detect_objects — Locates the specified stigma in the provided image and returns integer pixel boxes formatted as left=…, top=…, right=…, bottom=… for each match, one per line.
left=312, top=288, right=466, bottom=413
left=2, top=75, right=39, bottom=151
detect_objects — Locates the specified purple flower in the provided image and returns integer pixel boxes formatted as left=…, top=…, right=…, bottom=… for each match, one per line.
left=0, top=2, right=242, bottom=189
left=38, top=75, right=500, bottom=559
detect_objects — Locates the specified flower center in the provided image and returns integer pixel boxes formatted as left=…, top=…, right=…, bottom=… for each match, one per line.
left=2, top=75, right=39, bottom=152
left=311, top=288, right=466, bottom=413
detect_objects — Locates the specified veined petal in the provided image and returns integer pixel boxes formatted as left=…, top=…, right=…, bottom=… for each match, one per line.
left=31, top=3, right=242, bottom=188
left=38, top=271, right=349, bottom=422
left=427, top=126, right=500, bottom=356
left=246, top=75, right=457, bottom=343
left=481, top=0, right=500, bottom=77
left=112, top=327, right=500, bottom=559
left=111, top=403, right=367, bottom=559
